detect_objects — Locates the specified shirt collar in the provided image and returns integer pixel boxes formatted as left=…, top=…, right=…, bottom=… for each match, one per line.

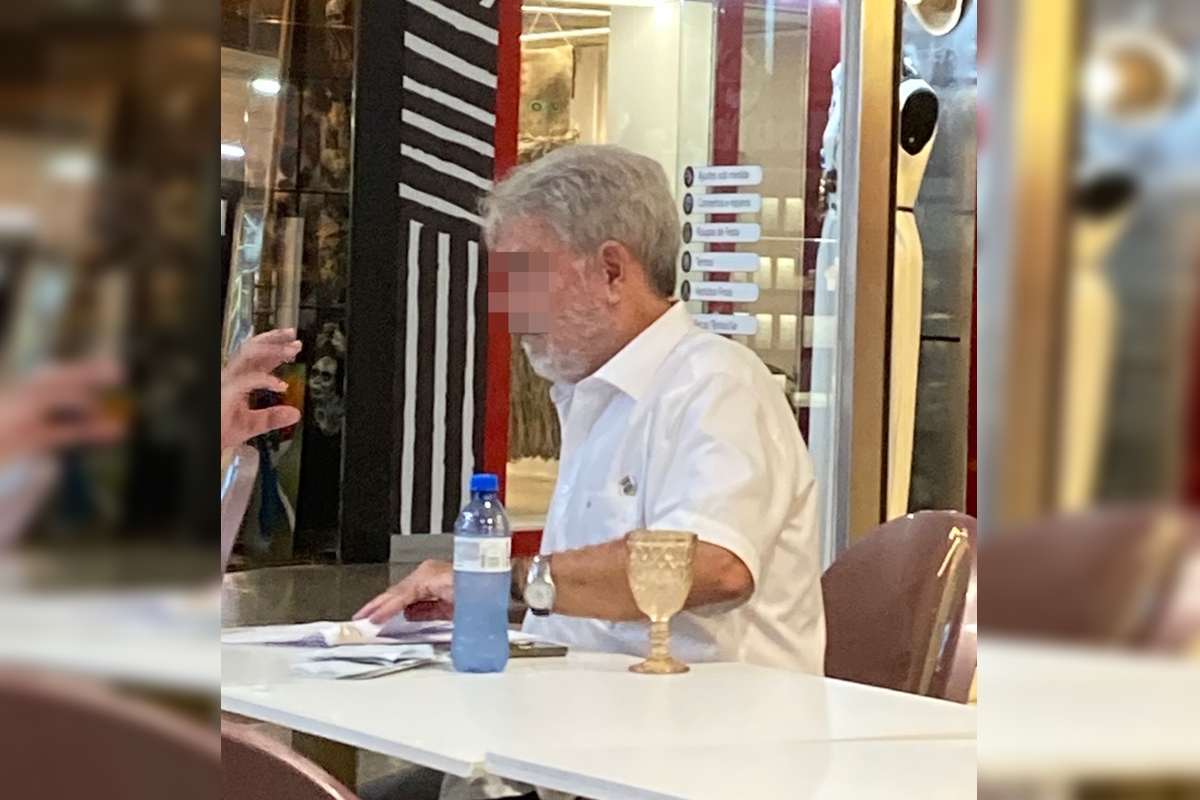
left=586, top=301, right=694, bottom=401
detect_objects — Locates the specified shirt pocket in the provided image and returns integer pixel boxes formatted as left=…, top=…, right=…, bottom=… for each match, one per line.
left=574, top=490, right=641, bottom=545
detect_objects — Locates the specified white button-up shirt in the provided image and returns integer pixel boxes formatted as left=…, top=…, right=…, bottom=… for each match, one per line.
left=523, top=302, right=826, bottom=674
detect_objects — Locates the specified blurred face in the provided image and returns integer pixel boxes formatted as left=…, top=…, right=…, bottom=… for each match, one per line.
left=489, top=216, right=621, bottom=384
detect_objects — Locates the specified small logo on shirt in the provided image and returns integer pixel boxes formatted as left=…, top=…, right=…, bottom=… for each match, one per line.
left=619, top=475, right=637, bottom=497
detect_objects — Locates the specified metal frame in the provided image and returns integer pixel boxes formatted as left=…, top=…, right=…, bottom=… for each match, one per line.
left=826, top=0, right=901, bottom=560
left=995, top=0, right=1080, bottom=527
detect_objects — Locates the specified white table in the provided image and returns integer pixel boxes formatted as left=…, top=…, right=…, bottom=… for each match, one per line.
left=485, top=739, right=977, bottom=800
left=0, top=590, right=219, bottom=692
left=979, top=637, right=1200, bottom=781
left=222, top=646, right=976, bottom=779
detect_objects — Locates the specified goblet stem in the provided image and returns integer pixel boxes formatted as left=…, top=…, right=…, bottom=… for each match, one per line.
left=649, top=619, right=671, bottom=665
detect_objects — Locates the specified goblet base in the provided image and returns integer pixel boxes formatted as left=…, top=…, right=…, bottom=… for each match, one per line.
left=629, top=656, right=690, bottom=675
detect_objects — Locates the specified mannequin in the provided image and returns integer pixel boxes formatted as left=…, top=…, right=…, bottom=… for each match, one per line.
left=903, top=0, right=970, bottom=37
left=887, top=61, right=939, bottom=521
left=1057, top=171, right=1136, bottom=511
left=806, top=62, right=844, bottom=500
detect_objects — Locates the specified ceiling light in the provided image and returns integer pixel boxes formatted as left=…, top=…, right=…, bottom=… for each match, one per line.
left=529, top=0, right=667, bottom=7
left=521, top=26, right=610, bottom=42
left=221, top=142, right=246, bottom=160
left=523, top=5, right=611, bottom=15
left=250, top=77, right=282, bottom=96
left=46, top=152, right=98, bottom=183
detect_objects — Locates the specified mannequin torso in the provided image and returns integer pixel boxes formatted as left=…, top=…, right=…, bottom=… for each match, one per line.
left=887, top=74, right=939, bottom=520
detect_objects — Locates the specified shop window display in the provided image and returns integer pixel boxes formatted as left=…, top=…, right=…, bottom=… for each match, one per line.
left=506, top=1, right=846, bottom=531
left=220, top=0, right=355, bottom=564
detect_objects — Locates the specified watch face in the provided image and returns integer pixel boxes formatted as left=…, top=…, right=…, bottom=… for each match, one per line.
left=525, top=581, right=555, bottom=611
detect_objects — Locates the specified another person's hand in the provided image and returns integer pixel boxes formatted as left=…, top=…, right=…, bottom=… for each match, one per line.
left=221, top=329, right=303, bottom=450
left=353, top=560, right=455, bottom=624
left=0, top=359, right=124, bottom=464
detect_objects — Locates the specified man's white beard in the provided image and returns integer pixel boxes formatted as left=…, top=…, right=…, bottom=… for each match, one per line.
left=522, top=336, right=593, bottom=385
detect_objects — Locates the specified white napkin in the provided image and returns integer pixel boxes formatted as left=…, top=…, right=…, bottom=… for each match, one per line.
left=308, top=644, right=436, bottom=662
left=222, top=619, right=547, bottom=648
left=290, top=645, right=443, bottom=679
left=221, top=618, right=453, bottom=647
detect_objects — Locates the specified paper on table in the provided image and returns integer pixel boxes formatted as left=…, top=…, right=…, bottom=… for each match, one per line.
left=221, top=618, right=451, bottom=647
left=309, top=644, right=436, bottom=662
left=290, top=656, right=445, bottom=680
left=222, top=619, right=542, bottom=648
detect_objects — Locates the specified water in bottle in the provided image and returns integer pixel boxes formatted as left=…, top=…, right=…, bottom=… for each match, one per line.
left=451, top=473, right=512, bottom=673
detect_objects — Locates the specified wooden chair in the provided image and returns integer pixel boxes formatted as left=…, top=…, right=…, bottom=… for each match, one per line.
left=822, top=510, right=977, bottom=702
left=0, top=668, right=220, bottom=799
left=221, top=444, right=259, bottom=572
left=222, top=719, right=361, bottom=800
left=980, top=505, right=1197, bottom=651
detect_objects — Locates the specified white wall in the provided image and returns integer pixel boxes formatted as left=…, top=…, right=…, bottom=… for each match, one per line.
left=607, top=3, right=715, bottom=197
left=607, top=1, right=713, bottom=298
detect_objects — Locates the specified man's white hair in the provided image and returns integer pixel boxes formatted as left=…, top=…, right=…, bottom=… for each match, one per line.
left=481, top=145, right=680, bottom=298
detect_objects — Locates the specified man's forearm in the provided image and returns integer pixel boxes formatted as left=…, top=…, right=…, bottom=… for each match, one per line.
left=512, top=538, right=753, bottom=622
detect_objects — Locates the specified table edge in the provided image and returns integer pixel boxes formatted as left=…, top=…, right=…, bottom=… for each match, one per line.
left=220, top=693, right=480, bottom=778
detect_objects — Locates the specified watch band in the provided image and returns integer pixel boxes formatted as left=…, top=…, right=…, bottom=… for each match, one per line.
left=524, top=554, right=555, bottom=616
left=511, top=556, right=533, bottom=603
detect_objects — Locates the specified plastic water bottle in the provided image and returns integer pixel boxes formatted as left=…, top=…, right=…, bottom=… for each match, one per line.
left=451, top=473, right=512, bottom=673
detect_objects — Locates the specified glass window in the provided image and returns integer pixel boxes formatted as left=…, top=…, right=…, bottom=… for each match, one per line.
left=900, top=1, right=978, bottom=517
left=221, top=0, right=356, bottom=565
left=507, top=0, right=852, bottom=543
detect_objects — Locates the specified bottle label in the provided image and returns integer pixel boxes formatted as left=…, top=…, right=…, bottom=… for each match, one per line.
left=454, top=537, right=511, bottom=573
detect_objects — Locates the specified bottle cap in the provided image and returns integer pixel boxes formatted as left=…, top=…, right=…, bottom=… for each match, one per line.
left=470, top=473, right=500, bottom=493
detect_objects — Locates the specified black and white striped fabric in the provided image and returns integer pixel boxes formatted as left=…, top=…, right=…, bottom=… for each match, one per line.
left=396, top=0, right=497, bottom=535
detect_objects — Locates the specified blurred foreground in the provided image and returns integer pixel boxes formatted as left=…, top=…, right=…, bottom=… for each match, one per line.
left=0, top=0, right=1195, bottom=796
left=979, top=0, right=1200, bottom=795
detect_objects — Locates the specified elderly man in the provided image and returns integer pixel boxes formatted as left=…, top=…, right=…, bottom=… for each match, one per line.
left=358, top=145, right=824, bottom=800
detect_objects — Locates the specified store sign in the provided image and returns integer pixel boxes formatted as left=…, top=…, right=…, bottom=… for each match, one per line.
left=683, top=164, right=764, bottom=188
left=692, top=313, right=759, bottom=336
left=685, top=222, right=760, bottom=243
left=682, top=281, right=759, bottom=303
left=682, top=251, right=760, bottom=273
left=687, top=192, right=762, bottom=214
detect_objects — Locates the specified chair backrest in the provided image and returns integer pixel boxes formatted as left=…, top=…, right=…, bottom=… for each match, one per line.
left=822, top=510, right=977, bottom=702
left=979, top=505, right=1191, bottom=647
left=221, top=444, right=259, bottom=572
left=222, top=719, right=360, bottom=800
left=0, top=668, right=220, bottom=799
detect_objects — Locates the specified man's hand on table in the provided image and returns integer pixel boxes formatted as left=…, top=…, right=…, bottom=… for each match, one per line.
left=353, top=559, right=455, bottom=624
left=352, top=537, right=754, bottom=626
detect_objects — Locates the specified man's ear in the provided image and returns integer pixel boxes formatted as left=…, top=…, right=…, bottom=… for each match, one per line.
left=597, top=240, right=634, bottom=300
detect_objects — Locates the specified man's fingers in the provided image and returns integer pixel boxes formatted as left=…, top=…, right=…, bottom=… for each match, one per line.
left=227, top=331, right=302, bottom=376
left=235, top=341, right=302, bottom=375
left=41, top=414, right=124, bottom=451
left=352, top=592, right=390, bottom=621
left=240, top=406, right=301, bottom=441
left=24, top=360, right=122, bottom=399
left=354, top=579, right=420, bottom=623
left=249, top=328, right=297, bottom=345
left=224, top=371, right=288, bottom=398
left=368, top=594, right=415, bottom=625
left=404, top=600, right=454, bottom=622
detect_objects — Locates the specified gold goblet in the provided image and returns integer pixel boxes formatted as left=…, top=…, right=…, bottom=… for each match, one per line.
left=626, top=529, right=697, bottom=674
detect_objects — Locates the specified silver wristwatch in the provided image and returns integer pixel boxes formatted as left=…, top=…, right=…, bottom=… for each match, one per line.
left=523, top=555, right=556, bottom=617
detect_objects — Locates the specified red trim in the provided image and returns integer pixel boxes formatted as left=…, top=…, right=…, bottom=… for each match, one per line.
left=512, top=529, right=542, bottom=558
left=484, top=0, right=522, bottom=500
left=1185, top=251, right=1200, bottom=504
